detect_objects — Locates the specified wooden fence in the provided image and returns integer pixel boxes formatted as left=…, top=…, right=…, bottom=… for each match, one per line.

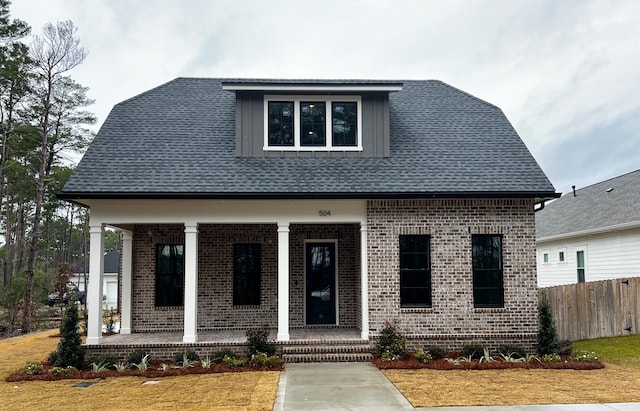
left=538, top=277, right=640, bottom=341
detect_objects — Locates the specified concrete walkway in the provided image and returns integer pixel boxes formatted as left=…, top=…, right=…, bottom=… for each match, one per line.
left=272, top=362, right=640, bottom=411
left=272, top=362, right=414, bottom=410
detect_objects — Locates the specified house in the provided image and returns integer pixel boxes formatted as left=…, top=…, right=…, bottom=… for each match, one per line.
left=59, top=78, right=557, bottom=359
left=71, top=250, right=121, bottom=310
left=536, top=169, right=640, bottom=287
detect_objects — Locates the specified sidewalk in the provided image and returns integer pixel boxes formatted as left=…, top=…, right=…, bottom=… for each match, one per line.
left=272, top=362, right=640, bottom=411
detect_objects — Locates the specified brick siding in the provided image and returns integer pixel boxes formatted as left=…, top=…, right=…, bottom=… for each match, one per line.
left=366, top=198, right=539, bottom=351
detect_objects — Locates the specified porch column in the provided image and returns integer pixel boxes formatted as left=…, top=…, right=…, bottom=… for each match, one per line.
left=86, top=224, right=105, bottom=345
left=360, top=223, right=369, bottom=340
left=119, top=230, right=133, bottom=334
left=277, top=222, right=290, bottom=341
left=183, top=224, right=199, bottom=343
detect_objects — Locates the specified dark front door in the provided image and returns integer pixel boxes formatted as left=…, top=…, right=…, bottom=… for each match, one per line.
left=306, top=242, right=336, bottom=325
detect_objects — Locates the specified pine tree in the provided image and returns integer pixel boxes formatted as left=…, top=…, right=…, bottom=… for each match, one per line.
left=51, top=301, right=84, bottom=368
left=537, top=293, right=559, bottom=355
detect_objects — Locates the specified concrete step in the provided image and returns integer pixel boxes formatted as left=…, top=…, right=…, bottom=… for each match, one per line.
left=281, top=340, right=373, bottom=363
left=282, top=352, right=374, bottom=363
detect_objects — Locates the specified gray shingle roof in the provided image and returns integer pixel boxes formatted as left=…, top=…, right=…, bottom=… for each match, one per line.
left=536, top=169, right=640, bottom=239
left=61, top=78, right=556, bottom=199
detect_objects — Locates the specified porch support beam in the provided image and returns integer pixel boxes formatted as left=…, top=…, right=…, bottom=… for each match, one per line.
left=183, top=224, right=199, bottom=343
left=360, top=223, right=369, bottom=340
left=119, top=230, right=133, bottom=334
left=277, top=222, right=290, bottom=341
left=86, top=224, right=105, bottom=345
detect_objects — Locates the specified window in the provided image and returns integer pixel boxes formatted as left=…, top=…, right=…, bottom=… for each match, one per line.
left=543, top=252, right=549, bottom=264
left=399, top=235, right=431, bottom=307
left=155, top=244, right=184, bottom=307
left=558, top=251, right=565, bottom=263
left=472, top=235, right=504, bottom=308
left=576, top=250, right=585, bottom=283
left=234, top=243, right=261, bottom=305
left=265, top=95, right=361, bottom=150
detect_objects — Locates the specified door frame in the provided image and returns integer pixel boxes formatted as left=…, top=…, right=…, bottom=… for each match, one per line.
left=303, top=239, right=339, bottom=326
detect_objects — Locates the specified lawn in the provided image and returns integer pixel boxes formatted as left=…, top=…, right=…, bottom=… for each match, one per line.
left=385, top=335, right=640, bottom=407
left=0, top=329, right=279, bottom=411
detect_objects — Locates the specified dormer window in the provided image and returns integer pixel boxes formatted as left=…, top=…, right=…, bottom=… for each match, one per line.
left=264, top=95, right=362, bottom=151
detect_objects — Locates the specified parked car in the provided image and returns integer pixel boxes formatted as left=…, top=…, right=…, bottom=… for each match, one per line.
left=47, top=285, right=85, bottom=306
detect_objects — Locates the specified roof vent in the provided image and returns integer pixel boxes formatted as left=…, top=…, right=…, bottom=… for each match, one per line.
left=606, top=187, right=614, bottom=193
left=572, top=185, right=576, bottom=197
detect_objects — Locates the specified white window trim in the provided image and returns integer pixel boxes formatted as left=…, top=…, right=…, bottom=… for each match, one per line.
left=558, top=248, right=567, bottom=264
left=542, top=250, right=550, bottom=264
left=263, top=95, right=363, bottom=151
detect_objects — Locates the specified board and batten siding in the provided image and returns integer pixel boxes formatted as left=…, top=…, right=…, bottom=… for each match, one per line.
left=537, top=227, right=640, bottom=287
left=234, top=92, right=390, bottom=158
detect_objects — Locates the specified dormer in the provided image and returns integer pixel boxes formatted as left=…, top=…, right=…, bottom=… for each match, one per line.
left=222, top=80, right=403, bottom=158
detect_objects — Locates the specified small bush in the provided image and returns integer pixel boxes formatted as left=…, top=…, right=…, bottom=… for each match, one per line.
left=211, top=349, right=236, bottom=363
left=574, top=351, right=599, bottom=362
left=223, top=355, right=247, bottom=367
left=414, top=348, right=432, bottom=364
left=49, top=366, right=78, bottom=377
left=497, top=344, right=526, bottom=359
left=558, top=340, right=573, bottom=356
left=375, top=319, right=407, bottom=360
left=461, top=344, right=484, bottom=360
left=86, top=356, right=116, bottom=370
left=20, top=361, right=44, bottom=375
left=127, top=349, right=151, bottom=365
left=51, top=302, right=85, bottom=369
left=246, top=325, right=277, bottom=357
left=174, top=350, right=200, bottom=365
left=423, top=346, right=444, bottom=359
left=263, top=355, right=283, bottom=368
left=541, top=353, right=561, bottom=362
left=250, top=352, right=283, bottom=368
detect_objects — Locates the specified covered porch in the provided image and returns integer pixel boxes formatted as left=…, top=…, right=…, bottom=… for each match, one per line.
left=83, top=199, right=371, bottom=348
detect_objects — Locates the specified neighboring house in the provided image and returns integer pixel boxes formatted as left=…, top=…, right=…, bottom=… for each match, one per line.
left=71, top=250, right=121, bottom=310
left=536, top=169, right=640, bottom=287
left=59, top=78, right=557, bottom=354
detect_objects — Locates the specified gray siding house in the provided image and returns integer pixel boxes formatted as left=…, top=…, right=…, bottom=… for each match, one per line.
left=59, top=78, right=557, bottom=360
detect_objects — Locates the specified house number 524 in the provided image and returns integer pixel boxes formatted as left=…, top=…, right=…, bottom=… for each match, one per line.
left=319, top=210, right=331, bottom=217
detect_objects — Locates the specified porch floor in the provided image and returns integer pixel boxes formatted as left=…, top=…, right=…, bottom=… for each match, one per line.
left=96, top=327, right=364, bottom=346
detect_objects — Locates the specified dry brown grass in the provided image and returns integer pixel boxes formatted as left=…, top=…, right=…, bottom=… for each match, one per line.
left=0, top=330, right=279, bottom=411
left=384, top=365, right=640, bottom=407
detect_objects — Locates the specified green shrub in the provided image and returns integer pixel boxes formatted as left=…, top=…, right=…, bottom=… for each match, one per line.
left=211, top=349, right=236, bottom=363
left=246, top=325, right=277, bottom=357
left=263, top=355, right=283, bottom=368
left=20, top=361, right=44, bottom=375
left=51, top=302, right=84, bottom=369
left=127, top=349, right=151, bottom=365
left=461, top=344, right=484, bottom=360
left=250, top=352, right=283, bottom=368
left=223, top=355, right=247, bottom=367
left=174, top=350, right=200, bottom=365
left=49, top=366, right=78, bottom=377
left=414, top=348, right=432, bottom=364
left=375, top=319, right=407, bottom=360
left=558, top=340, right=573, bottom=356
left=574, top=351, right=599, bottom=362
left=86, top=356, right=116, bottom=370
left=423, top=346, right=444, bottom=359
left=537, top=293, right=559, bottom=355
left=541, top=353, right=561, bottom=362
left=497, top=344, right=526, bottom=359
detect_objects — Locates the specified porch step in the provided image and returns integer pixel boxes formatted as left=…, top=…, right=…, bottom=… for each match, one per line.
left=281, top=341, right=373, bottom=363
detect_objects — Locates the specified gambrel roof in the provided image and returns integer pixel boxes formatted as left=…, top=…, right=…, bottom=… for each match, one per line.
left=60, top=78, right=556, bottom=201
left=536, top=169, right=640, bottom=240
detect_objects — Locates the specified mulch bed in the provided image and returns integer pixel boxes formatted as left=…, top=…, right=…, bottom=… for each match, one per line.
left=373, top=354, right=605, bottom=371
left=6, top=360, right=283, bottom=382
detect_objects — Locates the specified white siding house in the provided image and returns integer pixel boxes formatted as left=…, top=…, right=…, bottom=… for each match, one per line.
left=71, top=250, right=120, bottom=309
left=536, top=169, right=640, bottom=287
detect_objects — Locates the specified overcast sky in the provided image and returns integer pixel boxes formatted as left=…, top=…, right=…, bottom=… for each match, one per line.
left=11, top=0, right=640, bottom=195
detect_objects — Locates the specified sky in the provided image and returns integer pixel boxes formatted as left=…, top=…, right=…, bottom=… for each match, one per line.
left=11, top=0, right=640, bottom=195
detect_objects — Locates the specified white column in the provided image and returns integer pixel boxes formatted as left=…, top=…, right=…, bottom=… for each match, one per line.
left=119, top=230, right=133, bottom=334
left=86, top=224, right=105, bottom=345
left=183, top=224, right=199, bottom=343
left=360, top=223, right=369, bottom=340
left=277, top=222, right=290, bottom=341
